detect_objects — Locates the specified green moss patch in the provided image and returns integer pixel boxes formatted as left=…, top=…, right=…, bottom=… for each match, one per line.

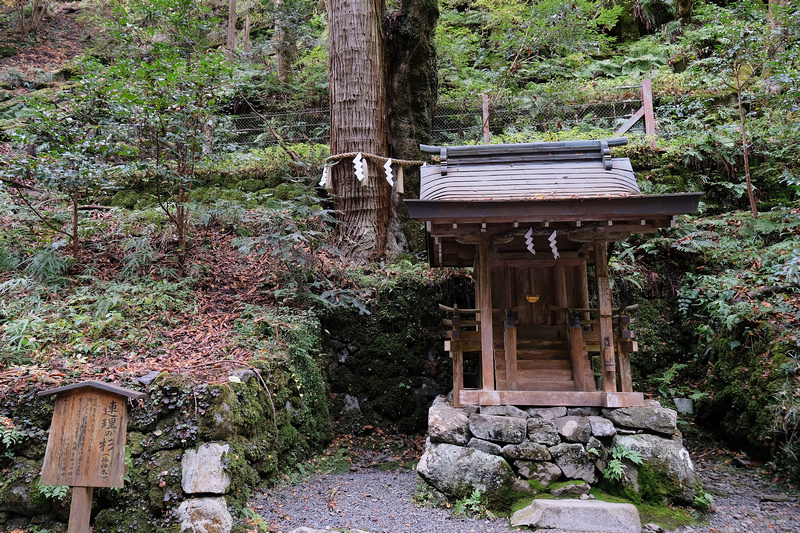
left=590, top=488, right=696, bottom=529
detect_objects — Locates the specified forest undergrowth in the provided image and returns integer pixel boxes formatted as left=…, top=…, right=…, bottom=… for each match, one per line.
left=1, top=0, right=800, bottom=490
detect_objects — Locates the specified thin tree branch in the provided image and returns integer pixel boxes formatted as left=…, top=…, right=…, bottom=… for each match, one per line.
left=77, top=205, right=113, bottom=211
left=10, top=188, right=74, bottom=240
left=237, top=90, right=316, bottom=178
left=1, top=177, right=41, bottom=191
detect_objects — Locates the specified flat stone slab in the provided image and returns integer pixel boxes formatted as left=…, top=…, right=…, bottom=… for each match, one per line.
left=182, top=443, right=231, bottom=494
left=511, top=499, right=641, bottom=533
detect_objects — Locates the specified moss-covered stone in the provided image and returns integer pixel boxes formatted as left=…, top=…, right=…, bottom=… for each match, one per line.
left=133, top=197, right=157, bottom=210
left=94, top=504, right=167, bottom=533
left=198, top=385, right=238, bottom=440
left=0, top=458, right=52, bottom=517
left=220, top=442, right=260, bottom=510
left=273, top=183, right=305, bottom=200
left=236, top=178, right=267, bottom=192
left=697, top=331, right=791, bottom=459
left=144, top=449, right=184, bottom=510
left=192, top=186, right=247, bottom=204
left=110, top=190, right=143, bottom=209
left=322, top=272, right=458, bottom=433
left=127, top=431, right=148, bottom=457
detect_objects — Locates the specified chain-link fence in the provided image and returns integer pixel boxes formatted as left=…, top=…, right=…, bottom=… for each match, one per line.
left=430, top=90, right=645, bottom=144
left=229, top=107, right=329, bottom=147
left=229, top=86, right=648, bottom=148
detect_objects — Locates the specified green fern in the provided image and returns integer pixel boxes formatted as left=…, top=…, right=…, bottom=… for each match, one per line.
left=0, top=247, right=20, bottom=272
left=612, top=445, right=644, bottom=465
left=603, top=445, right=643, bottom=483
left=24, top=248, right=71, bottom=283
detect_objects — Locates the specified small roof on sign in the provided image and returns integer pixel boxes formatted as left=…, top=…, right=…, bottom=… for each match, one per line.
left=37, top=380, right=146, bottom=399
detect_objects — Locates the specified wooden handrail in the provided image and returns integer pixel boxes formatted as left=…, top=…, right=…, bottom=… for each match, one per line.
left=439, top=304, right=479, bottom=314
left=548, top=304, right=639, bottom=315
left=439, top=304, right=527, bottom=315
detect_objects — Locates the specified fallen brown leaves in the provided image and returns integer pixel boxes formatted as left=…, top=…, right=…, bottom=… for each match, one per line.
left=0, top=5, right=90, bottom=90
left=86, top=227, right=281, bottom=384
left=0, top=221, right=304, bottom=392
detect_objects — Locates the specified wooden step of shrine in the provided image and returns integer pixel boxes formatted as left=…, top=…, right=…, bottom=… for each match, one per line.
left=496, top=345, right=595, bottom=392
left=516, top=348, right=570, bottom=360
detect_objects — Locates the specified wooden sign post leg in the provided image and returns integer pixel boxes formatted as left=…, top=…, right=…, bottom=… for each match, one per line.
left=67, top=486, right=93, bottom=533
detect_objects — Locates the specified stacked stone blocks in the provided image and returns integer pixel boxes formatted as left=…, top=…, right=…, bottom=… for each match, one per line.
left=417, top=396, right=700, bottom=505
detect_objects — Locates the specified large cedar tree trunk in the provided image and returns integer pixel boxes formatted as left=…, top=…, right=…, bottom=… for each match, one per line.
left=327, top=0, right=438, bottom=262
left=327, top=0, right=390, bottom=262
left=385, top=0, right=439, bottom=255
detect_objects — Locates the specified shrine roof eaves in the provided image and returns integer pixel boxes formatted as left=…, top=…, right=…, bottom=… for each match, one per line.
left=406, top=193, right=704, bottom=223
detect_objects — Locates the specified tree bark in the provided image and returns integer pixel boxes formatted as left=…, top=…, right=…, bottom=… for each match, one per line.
left=734, top=60, right=758, bottom=219
left=71, top=189, right=80, bottom=259
left=327, top=0, right=390, bottom=263
left=227, top=0, right=237, bottom=60
left=275, top=0, right=298, bottom=82
left=243, top=12, right=251, bottom=52
left=676, top=0, right=694, bottom=25
left=385, top=0, right=439, bottom=256
left=764, top=0, right=789, bottom=87
left=768, top=0, right=789, bottom=35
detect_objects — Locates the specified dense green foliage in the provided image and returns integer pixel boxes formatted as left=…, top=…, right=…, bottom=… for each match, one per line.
left=1, top=1, right=800, bottom=530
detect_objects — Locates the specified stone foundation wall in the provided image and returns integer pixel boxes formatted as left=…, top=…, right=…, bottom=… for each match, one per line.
left=0, top=366, right=331, bottom=533
left=417, top=396, right=701, bottom=506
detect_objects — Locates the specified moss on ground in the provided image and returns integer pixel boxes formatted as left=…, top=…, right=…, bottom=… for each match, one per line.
left=110, top=190, right=143, bottom=209
left=588, top=488, right=695, bottom=529
left=322, top=271, right=460, bottom=433
left=697, top=330, right=792, bottom=459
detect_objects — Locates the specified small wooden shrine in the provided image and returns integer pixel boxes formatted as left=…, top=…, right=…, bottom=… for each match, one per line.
left=406, top=138, right=702, bottom=408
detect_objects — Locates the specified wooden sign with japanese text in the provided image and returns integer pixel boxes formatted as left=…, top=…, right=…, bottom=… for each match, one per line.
left=39, top=381, right=143, bottom=489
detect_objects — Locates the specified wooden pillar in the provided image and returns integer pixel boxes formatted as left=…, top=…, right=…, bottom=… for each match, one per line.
left=478, top=240, right=495, bottom=391
left=618, top=315, right=634, bottom=392
left=450, top=311, right=464, bottom=406
left=569, top=312, right=589, bottom=391
left=554, top=264, right=568, bottom=317
left=594, top=242, right=617, bottom=393
left=67, top=486, right=93, bottom=533
left=578, top=259, right=590, bottom=322
left=504, top=310, right=517, bottom=391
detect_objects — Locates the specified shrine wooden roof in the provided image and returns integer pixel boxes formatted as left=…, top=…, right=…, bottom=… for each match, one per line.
left=406, top=138, right=703, bottom=267
left=418, top=138, right=640, bottom=201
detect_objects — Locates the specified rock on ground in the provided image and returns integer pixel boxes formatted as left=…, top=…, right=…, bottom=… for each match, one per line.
left=613, top=434, right=699, bottom=503
left=510, top=499, right=641, bottom=532
left=182, top=442, right=231, bottom=494
left=176, top=497, right=232, bottom=533
left=417, top=440, right=512, bottom=502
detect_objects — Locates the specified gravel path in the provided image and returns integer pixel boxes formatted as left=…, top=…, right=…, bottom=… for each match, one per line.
left=249, top=467, right=510, bottom=533
left=673, top=460, right=800, bottom=533
left=249, top=456, right=800, bottom=533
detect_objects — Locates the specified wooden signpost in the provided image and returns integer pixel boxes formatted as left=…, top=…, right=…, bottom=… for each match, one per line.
left=38, top=381, right=145, bottom=533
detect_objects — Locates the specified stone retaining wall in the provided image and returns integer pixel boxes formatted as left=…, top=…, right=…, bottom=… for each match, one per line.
left=417, top=396, right=701, bottom=506
left=0, top=366, right=331, bottom=533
